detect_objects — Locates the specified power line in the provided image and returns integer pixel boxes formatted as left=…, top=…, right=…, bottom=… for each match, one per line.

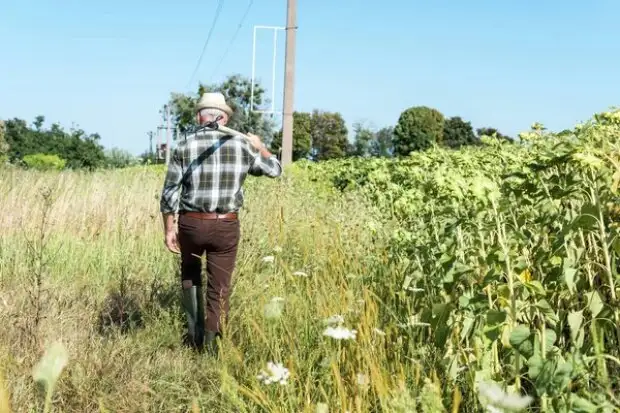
left=186, top=0, right=226, bottom=90
left=209, top=0, right=254, bottom=82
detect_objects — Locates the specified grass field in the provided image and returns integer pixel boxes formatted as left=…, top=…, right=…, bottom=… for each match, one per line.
left=1, top=110, right=620, bottom=412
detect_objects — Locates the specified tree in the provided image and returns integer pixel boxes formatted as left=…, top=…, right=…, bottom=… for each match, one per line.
left=476, top=127, right=513, bottom=143
left=3, top=116, right=106, bottom=170
left=351, top=121, right=374, bottom=157
left=370, top=126, right=394, bottom=157
left=0, top=120, right=8, bottom=162
left=169, top=74, right=276, bottom=144
left=270, top=111, right=312, bottom=161
left=442, top=116, right=479, bottom=149
left=105, top=147, right=139, bottom=168
left=310, top=110, right=348, bottom=161
left=393, top=106, right=444, bottom=156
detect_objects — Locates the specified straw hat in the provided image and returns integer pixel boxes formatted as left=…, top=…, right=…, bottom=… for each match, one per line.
left=196, top=92, right=233, bottom=116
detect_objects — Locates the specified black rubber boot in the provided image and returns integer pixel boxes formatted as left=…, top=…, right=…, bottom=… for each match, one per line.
left=181, top=286, right=205, bottom=350
left=204, top=330, right=220, bottom=357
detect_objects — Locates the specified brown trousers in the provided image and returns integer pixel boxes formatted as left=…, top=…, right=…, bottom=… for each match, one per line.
left=177, top=213, right=240, bottom=333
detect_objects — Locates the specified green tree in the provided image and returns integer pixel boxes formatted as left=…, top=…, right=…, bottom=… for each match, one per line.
left=442, top=116, right=479, bottom=149
left=476, top=127, right=514, bottom=143
left=393, top=106, right=444, bottom=155
left=351, top=121, right=374, bottom=157
left=105, top=147, right=138, bottom=168
left=270, top=111, right=312, bottom=161
left=0, top=120, right=9, bottom=162
left=370, top=126, right=394, bottom=157
left=310, top=110, right=348, bottom=161
left=3, top=117, right=106, bottom=170
left=169, top=74, right=276, bottom=144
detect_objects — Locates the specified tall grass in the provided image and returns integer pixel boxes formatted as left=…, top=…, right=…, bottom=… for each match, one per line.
left=0, top=164, right=441, bottom=412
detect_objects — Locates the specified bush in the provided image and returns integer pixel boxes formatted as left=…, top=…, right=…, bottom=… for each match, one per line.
left=104, top=147, right=139, bottom=168
left=22, top=153, right=66, bottom=171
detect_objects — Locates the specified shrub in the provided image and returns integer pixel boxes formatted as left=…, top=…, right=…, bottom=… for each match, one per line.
left=22, top=153, right=66, bottom=171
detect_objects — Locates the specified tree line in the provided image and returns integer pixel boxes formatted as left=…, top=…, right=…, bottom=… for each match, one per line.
left=167, top=74, right=514, bottom=162
left=0, top=73, right=514, bottom=170
left=0, top=116, right=141, bottom=170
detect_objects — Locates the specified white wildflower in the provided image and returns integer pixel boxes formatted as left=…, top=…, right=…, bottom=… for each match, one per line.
left=478, top=381, right=533, bottom=411
left=293, top=270, right=309, bottom=277
left=315, top=403, right=329, bottom=413
left=264, top=297, right=285, bottom=320
left=323, top=314, right=345, bottom=325
left=356, top=373, right=369, bottom=387
left=273, top=246, right=283, bottom=253
left=262, top=256, right=275, bottom=263
left=373, top=328, right=386, bottom=336
left=323, top=326, right=357, bottom=340
left=257, top=361, right=290, bottom=385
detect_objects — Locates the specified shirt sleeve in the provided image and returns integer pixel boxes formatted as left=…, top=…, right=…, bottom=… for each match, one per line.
left=247, top=143, right=282, bottom=178
left=160, top=148, right=183, bottom=214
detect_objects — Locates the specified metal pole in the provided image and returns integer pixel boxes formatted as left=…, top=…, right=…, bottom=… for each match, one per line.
left=165, top=105, right=171, bottom=166
left=250, top=26, right=258, bottom=112
left=281, top=0, right=297, bottom=167
left=156, top=126, right=161, bottom=161
left=271, top=28, right=277, bottom=114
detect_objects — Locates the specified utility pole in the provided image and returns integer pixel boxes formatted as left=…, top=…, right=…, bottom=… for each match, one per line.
left=147, top=131, right=153, bottom=154
left=281, top=0, right=297, bottom=167
left=165, top=104, right=172, bottom=166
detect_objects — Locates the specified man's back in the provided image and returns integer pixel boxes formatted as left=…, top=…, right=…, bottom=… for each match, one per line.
left=160, top=129, right=282, bottom=215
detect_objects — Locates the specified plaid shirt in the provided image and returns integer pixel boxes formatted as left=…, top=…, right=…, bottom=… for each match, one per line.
left=160, top=129, right=282, bottom=214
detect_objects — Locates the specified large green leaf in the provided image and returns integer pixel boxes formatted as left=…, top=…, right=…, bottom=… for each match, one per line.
left=509, top=324, right=534, bottom=358
left=567, top=310, right=584, bottom=349
left=569, top=394, right=598, bottom=413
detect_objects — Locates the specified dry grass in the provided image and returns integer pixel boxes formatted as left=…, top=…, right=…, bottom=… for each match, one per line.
left=0, top=165, right=439, bottom=412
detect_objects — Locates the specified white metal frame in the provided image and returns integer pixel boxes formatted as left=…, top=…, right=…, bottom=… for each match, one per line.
left=251, top=25, right=285, bottom=115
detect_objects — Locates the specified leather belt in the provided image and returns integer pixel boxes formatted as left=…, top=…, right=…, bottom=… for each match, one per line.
left=180, top=211, right=238, bottom=220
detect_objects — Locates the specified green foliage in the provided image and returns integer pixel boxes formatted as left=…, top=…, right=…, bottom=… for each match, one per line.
left=169, top=74, right=276, bottom=144
left=442, top=116, right=480, bottom=149
left=0, top=120, right=8, bottom=163
left=270, top=110, right=350, bottom=161
left=22, top=153, right=66, bottom=171
left=310, top=110, right=349, bottom=160
left=393, top=106, right=445, bottom=155
left=3, top=116, right=106, bottom=170
left=476, top=126, right=513, bottom=143
left=300, top=109, right=620, bottom=410
left=270, top=111, right=312, bottom=161
left=104, top=148, right=138, bottom=168
left=351, top=121, right=375, bottom=157
left=370, top=126, right=394, bottom=157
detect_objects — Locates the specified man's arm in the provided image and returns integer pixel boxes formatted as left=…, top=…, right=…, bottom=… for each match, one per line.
left=160, top=149, right=183, bottom=252
left=246, top=133, right=282, bottom=178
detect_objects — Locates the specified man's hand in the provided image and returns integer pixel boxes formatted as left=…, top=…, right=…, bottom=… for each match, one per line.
left=247, top=133, right=273, bottom=157
left=165, top=230, right=180, bottom=254
left=246, top=133, right=264, bottom=151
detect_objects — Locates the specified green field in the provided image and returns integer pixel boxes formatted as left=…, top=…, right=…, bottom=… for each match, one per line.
left=1, top=110, right=620, bottom=412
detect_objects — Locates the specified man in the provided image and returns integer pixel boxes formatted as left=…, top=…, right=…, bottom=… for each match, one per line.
left=159, top=92, right=282, bottom=355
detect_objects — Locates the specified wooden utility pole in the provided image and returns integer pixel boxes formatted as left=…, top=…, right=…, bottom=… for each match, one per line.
left=281, top=0, right=297, bottom=167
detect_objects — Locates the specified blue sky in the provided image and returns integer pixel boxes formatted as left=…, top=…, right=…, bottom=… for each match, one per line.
left=1, top=0, right=618, bottom=155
